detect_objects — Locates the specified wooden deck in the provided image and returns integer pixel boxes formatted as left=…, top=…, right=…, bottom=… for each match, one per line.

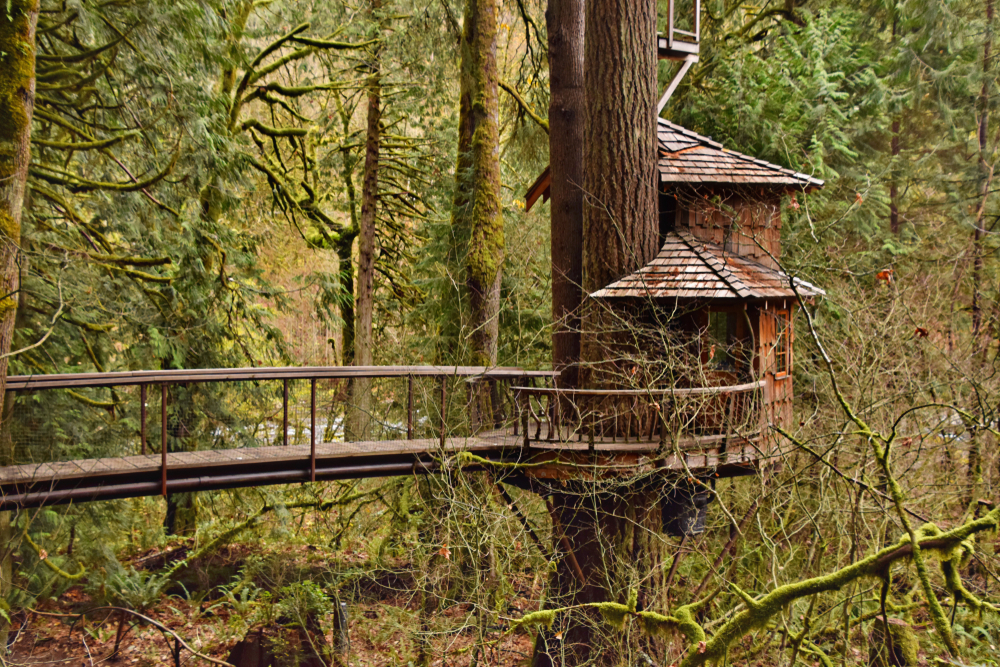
left=0, top=427, right=769, bottom=511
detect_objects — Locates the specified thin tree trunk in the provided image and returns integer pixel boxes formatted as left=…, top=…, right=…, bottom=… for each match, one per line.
left=972, top=0, right=994, bottom=351
left=967, top=0, right=993, bottom=509
left=347, top=3, right=382, bottom=441
left=889, top=118, right=900, bottom=234
left=335, top=93, right=360, bottom=368
left=0, top=0, right=39, bottom=650
left=454, top=0, right=503, bottom=368
left=548, top=0, right=585, bottom=389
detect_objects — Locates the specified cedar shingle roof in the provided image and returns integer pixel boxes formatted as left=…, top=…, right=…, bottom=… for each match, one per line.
left=590, top=231, right=824, bottom=300
left=524, top=120, right=824, bottom=212
left=656, top=119, right=824, bottom=190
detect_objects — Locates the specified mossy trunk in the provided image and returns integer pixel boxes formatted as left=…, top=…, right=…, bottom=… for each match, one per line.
left=579, top=0, right=658, bottom=381
left=0, top=0, right=39, bottom=651
left=548, top=0, right=585, bottom=389
left=453, top=0, right=503, bottom=368
left=347, top=8, right=381, bottom=441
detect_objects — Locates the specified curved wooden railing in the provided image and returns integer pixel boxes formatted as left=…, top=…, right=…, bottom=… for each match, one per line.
left=511, top=379, right=767, bottom=449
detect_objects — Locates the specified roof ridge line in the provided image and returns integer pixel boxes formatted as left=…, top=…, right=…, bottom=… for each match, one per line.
left=675, top=231, right=753, bottom=298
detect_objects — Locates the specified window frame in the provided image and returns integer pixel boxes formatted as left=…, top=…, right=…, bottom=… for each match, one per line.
left=772, top=309, right=791, bottom=378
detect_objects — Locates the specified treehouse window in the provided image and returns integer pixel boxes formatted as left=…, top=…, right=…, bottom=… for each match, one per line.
left=774, top=310, right=790, bottom=376
left=706, top=310, right=737, bottom=370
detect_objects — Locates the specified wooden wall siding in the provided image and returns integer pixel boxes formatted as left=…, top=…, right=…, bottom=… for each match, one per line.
left=678, top=196, right=782, bottom=268
left=756, top=303, right=795, bottom=429
left=591, top=231, right=822, bottom=300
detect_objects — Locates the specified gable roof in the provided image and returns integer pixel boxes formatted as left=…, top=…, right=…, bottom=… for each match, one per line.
left=590, top=231, right=824, bottom=301
left=524, top=120, right=824, bottom=212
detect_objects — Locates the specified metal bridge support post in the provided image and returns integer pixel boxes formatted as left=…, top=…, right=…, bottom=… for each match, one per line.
left=310, top=378, right=317, bottom=482
left=439, top=376, right=447, bottom=448
left=161, top=384, right=168, bottom=497
left=407, top=376, right=414, bottom=440
left=282, top=378, right=289, bottom=446
left=140, top=384, right=147, bottom=455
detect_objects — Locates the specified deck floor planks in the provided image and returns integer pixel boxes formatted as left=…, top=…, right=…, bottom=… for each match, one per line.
left=0, top=430, right=765, bottom=493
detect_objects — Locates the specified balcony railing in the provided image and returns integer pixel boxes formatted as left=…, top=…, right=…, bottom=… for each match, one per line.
left=511, top=379, right=766, bottom=451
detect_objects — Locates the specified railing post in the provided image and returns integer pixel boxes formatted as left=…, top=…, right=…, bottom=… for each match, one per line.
left=282, top=378, right=289, bottom=446
left=310, top=378, right=317, bottom=482
left=439, top=376, right=447, bottom=448
left=140, top=384, right=147, bottom=455
left=407, top=375, right=414, bottom=441
left=521, top=390, right=529, bottom=448
left=161, top=384, right=168, bottom=497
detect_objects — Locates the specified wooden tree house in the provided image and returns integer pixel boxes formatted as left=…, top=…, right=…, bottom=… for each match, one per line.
left=516, top=120, right=824, bottom=488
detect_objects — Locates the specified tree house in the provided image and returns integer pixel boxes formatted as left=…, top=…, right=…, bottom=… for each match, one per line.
left=519, top=120, right=823, bottom=484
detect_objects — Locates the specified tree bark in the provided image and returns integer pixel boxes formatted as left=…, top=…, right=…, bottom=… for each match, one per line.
left=548, top=0, right=585, bottom=389
left=580, top=0, right=658, bottom=382
left=971, top=0, right=993, bottom=350
left=0, top=0, right=39, bottom=651
left=454, top=0, right=503, bottom=367
left=533, top=488, right=666, bottom=666
left=347, top=2, right=382, bottom=441
left=532, top=0, right=663, bottom=663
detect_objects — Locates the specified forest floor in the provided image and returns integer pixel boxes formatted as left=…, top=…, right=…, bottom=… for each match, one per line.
left=7, top=541, right=537, bottom=666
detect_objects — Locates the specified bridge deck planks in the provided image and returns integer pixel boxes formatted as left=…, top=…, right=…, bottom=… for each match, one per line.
left=0, top=436, right=505, bottom=486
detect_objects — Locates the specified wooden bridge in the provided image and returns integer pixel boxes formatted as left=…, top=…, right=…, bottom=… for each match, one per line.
left=1, top=366, right=773, bottom=511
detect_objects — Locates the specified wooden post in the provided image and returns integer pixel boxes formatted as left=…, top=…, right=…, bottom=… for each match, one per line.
left=310, top=378, right=317, bottom=482
left=140, top=384, right=147, bottom=455
left=407, top=376, right=414, bottom=440
left=161, top=384, right=168, bottom=497
left=282, top=378, right=289, bottom=446
left=439, top=376, right=447, bottom=448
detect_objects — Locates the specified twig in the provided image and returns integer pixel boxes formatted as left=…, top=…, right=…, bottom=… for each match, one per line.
left=72, top=606, right=234, bottom=666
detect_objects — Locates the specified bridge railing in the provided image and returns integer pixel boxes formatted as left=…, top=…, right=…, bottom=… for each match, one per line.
left=511, top=378, right=767, bottom=451
left=5, top=366, right=556, bottom=492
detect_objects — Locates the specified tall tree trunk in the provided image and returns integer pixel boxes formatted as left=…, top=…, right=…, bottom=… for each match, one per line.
left=580, top=0, right=658, bottom=382
left=347, top=2, right=382, bottom=441
left=548, top=0, right=585, bottom=389
left=967, top=0, right=993, bottom=510
left=454, top=0, right=503, bottom=367
left=533, top=0, right=662, bottom=664
left=0, top=0, right=39, bottom=651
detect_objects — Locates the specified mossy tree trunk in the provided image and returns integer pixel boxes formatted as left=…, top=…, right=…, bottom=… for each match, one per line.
left=0, top=0, right=39, bottom=651
left=548, top=0, right=585, bottom=389
left=454, top=0, right=503, bottom=368
left=347, top=2, right=382, bottom=441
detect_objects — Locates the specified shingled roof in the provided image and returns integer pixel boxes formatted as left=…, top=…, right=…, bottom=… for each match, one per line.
left=590, top=231, right=823, bottom=301
left=656, top=119, right=824, bottom=190
left=524, top=120, right=824, bottom=211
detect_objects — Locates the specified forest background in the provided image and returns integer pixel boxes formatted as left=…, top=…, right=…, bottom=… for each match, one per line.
left=2, top=0, right=1000, bottom=664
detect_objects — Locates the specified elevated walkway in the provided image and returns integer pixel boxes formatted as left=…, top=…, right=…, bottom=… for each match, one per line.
left=1, top=366, right=774, bottom=511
